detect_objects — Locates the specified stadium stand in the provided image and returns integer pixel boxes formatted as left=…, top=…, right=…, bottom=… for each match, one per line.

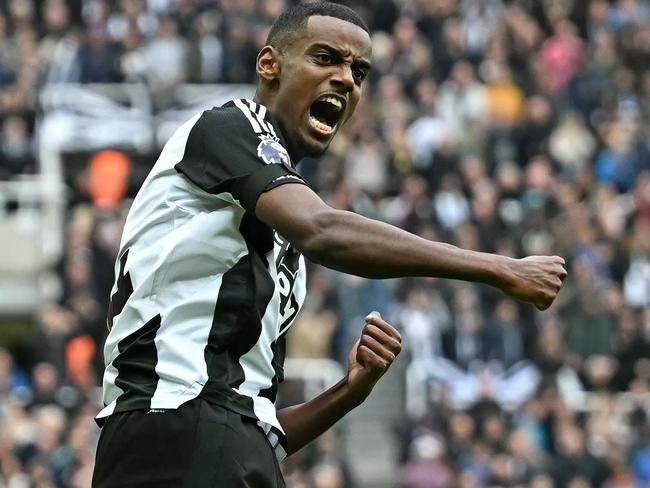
left=0, top=0, right=649, bottom=486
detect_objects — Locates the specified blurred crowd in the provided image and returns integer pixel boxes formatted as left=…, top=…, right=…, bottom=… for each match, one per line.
left=1, top=0, right=650, bottom=487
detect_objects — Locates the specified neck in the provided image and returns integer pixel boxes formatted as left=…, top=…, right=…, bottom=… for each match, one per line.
left=254, top=90, right=304, bottom=163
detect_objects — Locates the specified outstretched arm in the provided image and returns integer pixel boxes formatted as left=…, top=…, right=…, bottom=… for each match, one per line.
left=256, top=183, right=566, bottom=310
left=277, top=313, right=401, bottom=456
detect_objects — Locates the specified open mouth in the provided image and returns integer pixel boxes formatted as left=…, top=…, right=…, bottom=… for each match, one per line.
left=308, top=95, right=345, bottom=136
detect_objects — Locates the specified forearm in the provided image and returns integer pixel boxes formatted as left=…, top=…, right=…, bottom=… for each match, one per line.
left=304, top=209, right=510, bottom=284
left=277, top=377, right=362, bottom=456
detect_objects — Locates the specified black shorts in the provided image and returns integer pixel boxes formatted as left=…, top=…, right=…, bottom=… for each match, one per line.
left=92, top=398, right=285, bottom=488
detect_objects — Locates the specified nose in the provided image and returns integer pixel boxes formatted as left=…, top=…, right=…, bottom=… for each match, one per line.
left=330, top=63, right=355, bottom=92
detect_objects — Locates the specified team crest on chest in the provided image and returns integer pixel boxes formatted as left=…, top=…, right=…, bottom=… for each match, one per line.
left=257, top=134, right=291, bottom=166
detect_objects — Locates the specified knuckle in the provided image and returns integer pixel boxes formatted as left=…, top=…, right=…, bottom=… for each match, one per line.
left=367, top=324, right=380, bottom=335
left=370, top=358, right=383, bottom=370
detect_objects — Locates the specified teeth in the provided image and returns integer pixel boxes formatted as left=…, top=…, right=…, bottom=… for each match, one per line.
left=309, top=116, right=333, bottom=133
left=319, top=96, right=343, bottom=111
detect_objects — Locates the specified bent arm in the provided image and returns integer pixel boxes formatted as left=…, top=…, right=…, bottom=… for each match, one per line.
left=277, top=377, right=360, bottom=456
left=278, top=313, right=401, bottom=455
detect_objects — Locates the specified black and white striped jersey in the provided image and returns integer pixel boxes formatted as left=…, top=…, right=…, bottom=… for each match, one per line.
left=97, top=99, right=308, bottom=454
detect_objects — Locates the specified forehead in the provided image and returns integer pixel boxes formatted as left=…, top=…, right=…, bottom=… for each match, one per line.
left=302, top=15, right=372, bottom=57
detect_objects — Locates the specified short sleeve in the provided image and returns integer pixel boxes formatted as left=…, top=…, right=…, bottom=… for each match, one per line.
left=174, top=101, right=306, bottom=213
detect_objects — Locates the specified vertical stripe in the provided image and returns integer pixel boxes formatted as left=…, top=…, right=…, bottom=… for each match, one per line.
left=238, top=216, right=278, bottom=400
left=107, top=250, right=133, bottom=330
left=113, top=313, right=162, bottom=411
left=234, top=99, right=262, bottom=133
left=200, top=211, right=274, bottom=413
left=258, top=335, right=286, bottom=401
left=201, top=254, right=257, bottom=394
left=234, top=213, right=276, bottom=399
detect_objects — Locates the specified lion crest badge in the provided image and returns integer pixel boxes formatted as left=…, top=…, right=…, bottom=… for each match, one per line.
left=257, top=134, right=291, bottom=166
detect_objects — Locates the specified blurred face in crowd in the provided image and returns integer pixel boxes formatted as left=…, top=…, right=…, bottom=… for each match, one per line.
left=256, top=15, right=372, bottom=160
left=44, top=0, right=70, bottom=33
left=9, top=0, right=34, bottom=24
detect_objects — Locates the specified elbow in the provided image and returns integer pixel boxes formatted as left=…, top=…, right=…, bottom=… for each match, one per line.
left=295, top=208, right=343, bottom=265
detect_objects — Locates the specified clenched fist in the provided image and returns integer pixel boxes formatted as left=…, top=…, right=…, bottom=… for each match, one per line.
left=346, top=312, right=402, bottom=404
left=499, top=255, right=567, bottom=310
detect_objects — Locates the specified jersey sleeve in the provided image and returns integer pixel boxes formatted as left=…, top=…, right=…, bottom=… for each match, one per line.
left=174, top=104, right=307, bottom=213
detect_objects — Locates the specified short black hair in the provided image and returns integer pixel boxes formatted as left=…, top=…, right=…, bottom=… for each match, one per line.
left=266, top=2, right=369, bottom=51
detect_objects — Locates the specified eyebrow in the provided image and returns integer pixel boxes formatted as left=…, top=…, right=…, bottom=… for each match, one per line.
left=311, top=42, right=372, bottom=71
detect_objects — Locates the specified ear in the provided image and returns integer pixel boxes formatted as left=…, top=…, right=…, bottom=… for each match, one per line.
left=256, top=46, right=281, bottom=81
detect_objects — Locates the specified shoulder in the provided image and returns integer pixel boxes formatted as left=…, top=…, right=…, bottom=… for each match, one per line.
left=198, top=99, right=271, bottom=135
left=200, top=99, right=291, bottom=165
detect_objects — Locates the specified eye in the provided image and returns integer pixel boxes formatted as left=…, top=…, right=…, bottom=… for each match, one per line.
left=353, top=68, right=367, bottom=83
left=315, top=53, right=332, bottom=64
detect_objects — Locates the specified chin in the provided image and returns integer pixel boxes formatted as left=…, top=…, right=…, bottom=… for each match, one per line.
left=303, top=143, right=329, bottom=159
left=298, top=134, right=332, bottom=160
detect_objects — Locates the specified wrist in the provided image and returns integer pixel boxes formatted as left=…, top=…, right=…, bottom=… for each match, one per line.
left=341, top=374, right=369, bottom=409
left=490, top=254, right=515, bottom=291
